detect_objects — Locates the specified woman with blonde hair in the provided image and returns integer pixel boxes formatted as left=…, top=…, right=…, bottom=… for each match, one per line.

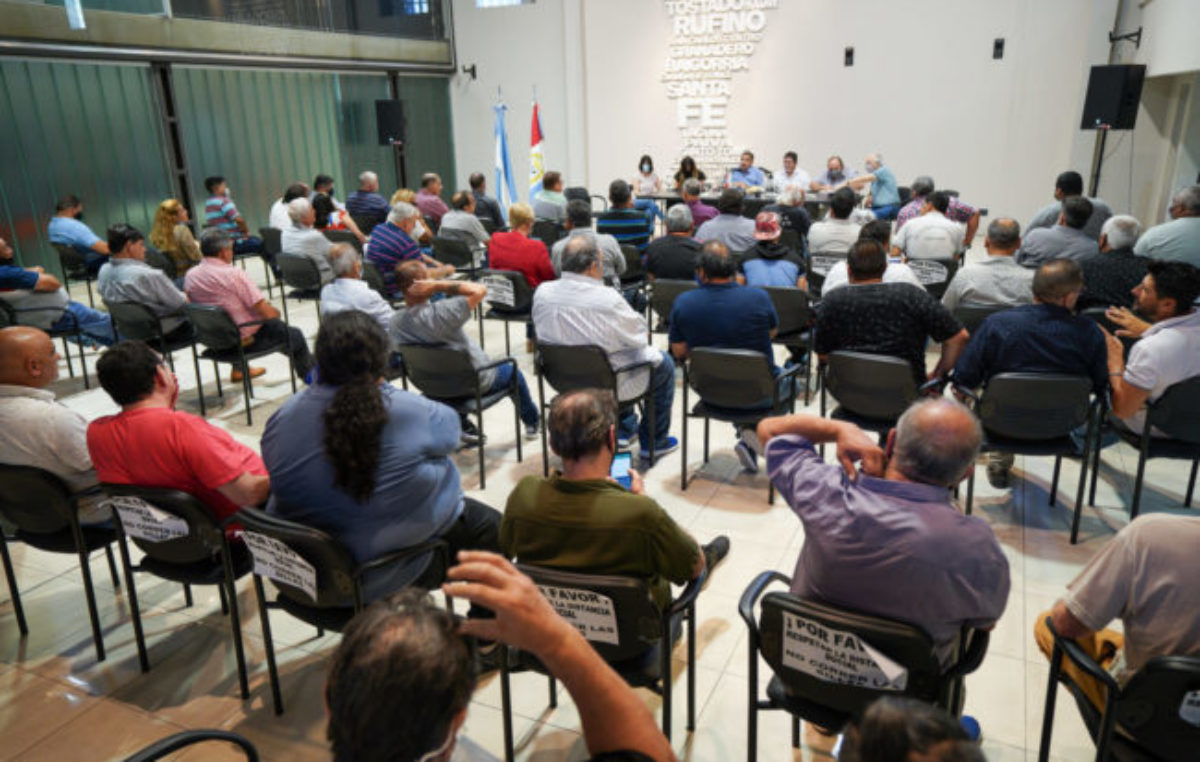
left=149, top=198, right=202, bottom=273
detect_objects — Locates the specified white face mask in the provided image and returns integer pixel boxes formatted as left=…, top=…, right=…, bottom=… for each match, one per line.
left=641, top=164, right=651, bottom=173
left=413, top=220, right=428, bottom=239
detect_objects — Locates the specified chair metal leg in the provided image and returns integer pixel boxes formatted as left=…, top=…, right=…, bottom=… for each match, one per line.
left=1037, top=639, right=1062, bottom=762
left=476, top=388, right=487, bottom=490
left=0, top=536, right=27, bottom=635
left=511, top=375, right=523, bottom=464
left=687, top=603, right=696, bottom=731
left=213, top=360, right=223, bottom=399
left=116, top=532, right=149, bottom=672
left=703, top=416, right=710, bottom=463
left=78, top=339, right=90, bottom=389
left=61, top=335, right=75, bottom=379
left=681, top=383, right=690, bottom=491
left=191, top=344, right=207, bottom=417
left=538, top=372, right=550, bottom=478
left=1070, top=417, right=1095, bottom=544
left=792, top=715, right=801, bottom=749
left=74, top=538, right=106, bottom=662
left=503, top=322, right=511, bottom=357
left=965, top=469, right=975, bottom=515
left=1130, top=442, right=1150, bottom=520
left=1049, top=456, right=1062, bottom=506
left=262, top=257, right=273, bottom=299
left=183, top=583, right=193, bottom=607
left=661, top=620, right=672, bottom=742
left=85, top=278, right=96, bottom=308
left=1186, top=459, right=1199, bottom=508
left=548, top=675, right=557, bottom=709
left=104, top=544, right=120, bottom=589
left=747, top=630, right=759, bottom=762
left=500, top=651, right=515, bottom=762
left=221, top=549, right=250, bottom=699
left=253, top=575, right=284, bottom=715
left=218, top=583, right=229, bottom=615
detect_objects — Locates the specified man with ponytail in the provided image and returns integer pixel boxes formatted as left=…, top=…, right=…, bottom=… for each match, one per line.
left=262, top=311, right=502, bottom=602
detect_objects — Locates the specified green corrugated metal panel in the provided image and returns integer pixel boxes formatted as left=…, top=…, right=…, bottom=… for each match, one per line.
left=396, top=75, right=456, bottom=193
left=174, top=66, right=345, bottom=231
left=334, top=73, right=399, bottom=196
left=0, top=59, right=170, bottom=274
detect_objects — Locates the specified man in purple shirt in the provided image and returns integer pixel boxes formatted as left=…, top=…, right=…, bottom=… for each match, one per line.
left=681, top=178, right=717, bottom=227
left=757, top=399, right=1010, bottom=668
left=415, top=173, right=450, bottom=227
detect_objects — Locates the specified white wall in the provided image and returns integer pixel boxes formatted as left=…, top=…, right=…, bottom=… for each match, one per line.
left=451, top=0, right=1137, bottom=225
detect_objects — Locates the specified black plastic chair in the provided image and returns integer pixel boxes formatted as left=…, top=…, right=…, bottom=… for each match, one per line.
left=361, top=260, right=401, bottom=306
left=123, top=730, right=258, bottom=761
left=184, top=304, right=298, bottom=424
left=52, top=242, right=98, bottom=307
left=432, top=236, right=481, bottom=278
left=779, top=227, right=804, bottom=256
left=0, top=465, right=120, bottom=662
left=764, top=286, right=816, bottom=403
left=479, top=269, right=534, bottom=356
left=1038, top=615, right=1200, bottom=762
left=239, top=227, right=275, bottom=299
left=397, top=344, right=523, bottom=490
left=276, top=252, right=324, bottom=325
left=499, top=563, right=707, bottom=759
left=908, top=257, right=960, bottom=301
left=646, top=278, right=697, bottom=336
left=102, top=484, right=252, bottom=698
left=423, top=214, right=439, bottom=236
left=479, top=217, right=498, bottom=235
left=739, top=571, right=989, bottom=760
left=620, top=243, right=647, bottom=289
left=107, top=301, right=205, bottom=412
left=531, top=220, right=563, bottom=250
left=956, top=374, right=1097, bottom=536
left=820, top=351, right=926, bottom=444
left=349, top=214, right=379, bottom=237
left=143, top=246, right=178, bottom=281
left=681, top=349, right=802, bottom=503
left=0, top=298, right=92, bottom=388
left=535, top=343, right=658, bottom=473
left=322, top=228, right=363, bottom=252
left=805, top=253, right=846, bottom=298
left=237, top=506, right=448, bottom=714
left=952, top=304, right=1007, bottom=335
left=898, top=186, right=913, bottom=206
left=1089, top=377, right=1200, bottom=523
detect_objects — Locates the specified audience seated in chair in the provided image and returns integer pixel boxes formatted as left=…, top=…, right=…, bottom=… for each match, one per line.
left=840, top=153, right=901, bottom=221
left=940, top=218, right=1033, bottom=312
left=1026, top=170, right=1112, bottom=241
left=816, top=240, right=968, bottom=386
left=344, top=170, right=390, bottom=226
left=326, top=553, right=675, bottom=762
left=280, top=198, right=334, bottom=286
left=532, top=170, right=568, bottom=224
left=320, top=244, right=395, bottom=334
left=596, top=179, right=653, bottom=253
left=149, top=198, right=203, bottom=276
left=1035, top=513, right=1200, bottom=710
left=87, top=340, right=269, bottom=523
left=644, top=204, right=701, bottom=281
left=262, top=311, right=504, bottom=603
left=414, top=172, right=449, bottom=228
left=669, top=241, right=783, bottom=472
left=186, top=229, right=313, bottom=383
left=469, top=171, right=506, bottom=231
left=1017, top=196, right=1100, bottom=267
left=758, top=399, right=1011, bottom=668
left=680, top=177, right=717, bottom=228
left=268, top=181, right=310, bottom=231
left=808, top=187, right=861, bottom=256
left=366, top=201, right=455, bottom=298
left=739, top=211, right=805, bottom=288
left=534, top=236, right=678, bottom=461
left=952, top=259, right=1108, bottom=488
left=97, top=223, right=190, bottom=342
left=550, top=199, right=626, bottom=285
left=763, top=188, right=812, bottom=247
left=891, top=192, right=964, bottom=261
left=695, top=188, right=756, bottom=252
left=1132, top=184, right=1200, bottom=267
left=895, top=175, right=981, bottom=246
left=202, top=175, right=264, bottom=256
left=0, top=326, right=109, bottom=525
left=840, top=696, right=985, bottom=762
left=438, top=191, right=492, bottom=263
left=0, top=235, right=114, bottom=346
left=501, top=388, right=728, bottom=612
left=1077, top=215, right=1146, bottom=311
left=487, top=202, right=556, bottom=290
left=822, top=221, right=922, bottom=294
left=1102, top=259, right=1200, bottom=436
left=390, top=260, right=540, bottom=440
left=47, top=193, right=110, bottom=274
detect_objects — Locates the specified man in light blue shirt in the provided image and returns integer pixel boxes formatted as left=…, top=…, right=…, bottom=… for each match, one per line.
left=1134, top=185, right=1200, bottom=268
left=695, top=188, right=757, bottom=251
left=844, top=153, right=901, bottom=220
left=47, top=195, right=109, bottom=274
left=727, top=150, right=766, bottom=189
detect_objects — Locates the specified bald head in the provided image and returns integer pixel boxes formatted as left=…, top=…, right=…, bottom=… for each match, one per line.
left=891, top=398, right=981, bottom=487
left=0, top=327, right=59, bottom=388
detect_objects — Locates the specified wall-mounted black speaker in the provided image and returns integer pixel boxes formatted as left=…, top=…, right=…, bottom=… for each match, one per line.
left=376, top=99, right=406, bottom=146
left=1080, top=64, right=1145, bottom=130
left=993, top=38, right=1004, bottom=59
left=844, top=46, right=854, bottom=67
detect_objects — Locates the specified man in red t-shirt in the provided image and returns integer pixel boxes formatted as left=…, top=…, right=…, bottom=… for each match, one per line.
left=87, top=341, right=269, bottom=522
left=487, top=202, right=556, bottom=290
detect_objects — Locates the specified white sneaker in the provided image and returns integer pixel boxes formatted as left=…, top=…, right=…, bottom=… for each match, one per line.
left=735, top=440, right=758, bottom=473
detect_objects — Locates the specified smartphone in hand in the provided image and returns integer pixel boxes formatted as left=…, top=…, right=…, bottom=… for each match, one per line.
left=610, top=451, right=633, bottom=490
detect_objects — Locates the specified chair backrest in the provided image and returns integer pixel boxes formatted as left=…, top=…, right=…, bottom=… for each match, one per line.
left=349, top=214, right=379, bottom=236
left=277, top=252, right=323, bottom=291
left=423, top=215, right=439, bottom=235
left=977, top=374, right=1092, bottom=441
left=620, top=244, right=645, bottom=283
left=184, top=304, right=242, bottom=352
left=1147, top=377, right=1200, bottom=444
left=1113, top=655, right=1200, bottom=762
left=807, top=253, right=845, bottom=297
left=122, top=729, right=259, bottom=762
left=688, top=348, right=776, bottom=408
left=431, top=236, right=475, bottom=268
left=479, top=217, right=497, bottom=234
left=0, top=300, right=13, bottom=328
left=362, top=260, right=389, bottom=297
left=953, top=304, right=1006, bottom=335
left=52, top=242, right=89, bottom=278
left=108, top=301, right=167, bottom=343
left=648, top=279, right=697, bottom=324
left=758, top=593, right=946, bottom=716
left=518, top=564, right=663, bottom=662
left=531, top=220, right=563, bottom=249
left=144, top=246, right=178, bottom=280
left=102, top=484, right=226, bottom=564
left=825, top=351, right=917, bottom=421
left=237, top=506, right=360, bottom=609
left=0, top=464, right=78, bottom=535
left=259, top=227, right=283, bottom=257
left=479, top=269, right=533, bottom=312
left=898, top=186, right=913, bottom=206
left=764, top=286, right=814, bottom=337
left=1078, top=307, right=1121, bottom=334
left=907, top=257, right=959, bottom=299
left=536, top=344, right=617, bottom=395
left=778, top=228, right=803, bottom=252
left=322, top=228, right=362, bottom=252
left=397, top=344, right=479, bottom=399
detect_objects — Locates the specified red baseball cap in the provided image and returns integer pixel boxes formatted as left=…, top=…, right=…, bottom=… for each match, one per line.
left=754, top=211, right=782, bottom=240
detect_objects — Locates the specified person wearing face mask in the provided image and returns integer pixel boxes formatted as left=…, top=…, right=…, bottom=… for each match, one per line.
left=202, top=175, right=265, bottom=256
left=47, top=194, right=110, bottom=275
left=631, top=154, right=665, bottom=223
left=809, top=154, right=859, bottom=192
left=841, top=152, right=902, bottom=221
left=366, top=202, right=455, bottom=297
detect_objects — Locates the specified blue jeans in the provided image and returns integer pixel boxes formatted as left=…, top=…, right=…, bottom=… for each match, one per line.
left=617, top=351, right=675, bottom=453
left=871, top=203, right=900, bottom=221
left=634, top=197, right=663, bottom=222
left=490, top=363, right=539, bottom=426
left=52, top=301, right=115, bottom=346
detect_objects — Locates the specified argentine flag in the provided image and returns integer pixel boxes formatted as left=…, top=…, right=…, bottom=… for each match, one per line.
left=493, top=101, right=518, bottom=216
left=529, top=100, right=545, bottom=200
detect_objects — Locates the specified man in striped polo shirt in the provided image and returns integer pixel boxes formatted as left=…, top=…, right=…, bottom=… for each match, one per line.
left=366, top=201, right=455, bottom=297
left=203, top=176, right=265, bottom=257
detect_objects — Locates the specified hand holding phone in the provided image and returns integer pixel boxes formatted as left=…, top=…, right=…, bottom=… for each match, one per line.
left=609, top=452, right=633, bottom=490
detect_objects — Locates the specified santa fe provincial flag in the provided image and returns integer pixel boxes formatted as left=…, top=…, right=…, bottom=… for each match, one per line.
left=529, top=101, right=545, bottom=199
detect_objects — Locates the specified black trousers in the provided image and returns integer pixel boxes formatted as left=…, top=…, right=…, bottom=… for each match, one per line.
left=247, top=318, right=314, bottom=380
left=416, top=497, right=502, bottom=617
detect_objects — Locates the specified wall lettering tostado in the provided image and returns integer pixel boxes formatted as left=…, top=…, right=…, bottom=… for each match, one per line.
left=661, top=0, right=779, bottom=178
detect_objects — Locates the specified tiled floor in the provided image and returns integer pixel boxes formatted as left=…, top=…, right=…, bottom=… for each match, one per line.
left=2, top=255, right=1192, bottom=761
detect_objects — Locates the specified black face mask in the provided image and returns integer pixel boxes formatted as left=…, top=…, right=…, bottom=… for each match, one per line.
left=828, top=170, right=843, bottom=182
left=74, top=211, right=85, bottom=222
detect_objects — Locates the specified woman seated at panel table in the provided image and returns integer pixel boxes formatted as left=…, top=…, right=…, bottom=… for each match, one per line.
left=673, top=155, right=707, bottom=190
left=632, top=154, right=665, bottom=222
